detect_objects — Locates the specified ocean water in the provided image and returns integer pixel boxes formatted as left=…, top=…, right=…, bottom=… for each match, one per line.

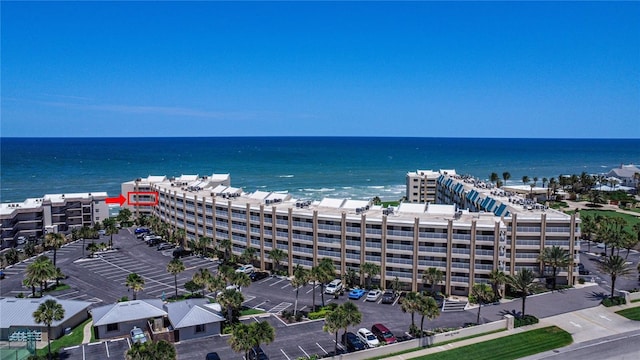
left=1, top=137, right=639, bottom=203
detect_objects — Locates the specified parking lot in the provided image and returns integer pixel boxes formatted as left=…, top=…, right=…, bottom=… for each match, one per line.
left=4, top=229, right=636, bottom=360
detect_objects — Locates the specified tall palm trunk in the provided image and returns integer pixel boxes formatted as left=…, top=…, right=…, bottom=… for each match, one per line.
left=611, top=275, right=617, bottom=298
left=47, top=325, right=52, bottom=360
left=52, top=249, right=57, bottom=268
left=294, top=288, right=299, bottom=316
left=521, top=295, right=527, bottom=316
left=312, top=281, right=317, bottom=311
left=174, top=274, right=178, bottom=299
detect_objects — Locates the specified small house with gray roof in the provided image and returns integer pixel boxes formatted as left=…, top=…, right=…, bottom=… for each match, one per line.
left=91, top=299, right=166, bottom=339
left=164, top=298, right=225, bottom=341
left=0, top=296, right=91, bottom=342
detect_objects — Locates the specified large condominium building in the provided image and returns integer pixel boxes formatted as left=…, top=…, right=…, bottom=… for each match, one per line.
left=123, top=170, right=580, bottom=296
left=0, top=192, right=109, bottom=248
left=405, top=169, right=452, bottom=203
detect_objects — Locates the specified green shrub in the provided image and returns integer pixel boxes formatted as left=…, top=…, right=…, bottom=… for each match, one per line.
left=326, top=303, right=338, bottom=311
left=514, top=315, right=539, bottom=327
left=602, top=296, right=626, bottom=307
left=578, top=278, right=585, bottom=284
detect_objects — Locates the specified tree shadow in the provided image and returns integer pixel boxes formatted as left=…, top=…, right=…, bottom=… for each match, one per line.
left=498, top=309, right=522, bottom=318
left=585, top=290, right=608, bottom=301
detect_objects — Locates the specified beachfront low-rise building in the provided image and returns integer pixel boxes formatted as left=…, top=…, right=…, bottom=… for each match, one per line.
left=0, top=192, right=108, bottom=248
left=122, top=169, right=580, bottom=296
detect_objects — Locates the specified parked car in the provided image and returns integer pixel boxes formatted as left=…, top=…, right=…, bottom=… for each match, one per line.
left=342, top=331, right=366, bottom=352
left=0, top=270, right=5, bottom=280
left=130, top=327, right=147, bottom=344
left=146, top=237, right=163, bottom=246
left=173, top=247, right=193, bottom=258
left=381, top=290, right=398, bottom=304
left=98, top=230, right=106, bottom=236
left=248, top=346, right=268, bottom=360
left=235, top=264, right=255, bottom=274
left=356, top=328, right=379, bottom=348
left=348, top=288, right=367, bottom=300
left=157, top=243, right=175, bottom=251
left=134, top=227, right=150, bottom=234
left=205, top=353, right=221, bottom=360
left=577, top=263, right=590, bottom=275
left=250, top=271, right=270, bottom=281
left=325, top=279, right=343, bottom=295
left=371, top=323, right=397, bottom=344
left=366, top=289, right=382, bottom=302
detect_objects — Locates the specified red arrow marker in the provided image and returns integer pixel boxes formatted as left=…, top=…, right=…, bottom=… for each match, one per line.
left=105, top=194, right=127, bottom=206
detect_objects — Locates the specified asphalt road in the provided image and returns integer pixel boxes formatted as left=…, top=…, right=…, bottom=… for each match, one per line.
left=520, top=329, right=640, bottom=360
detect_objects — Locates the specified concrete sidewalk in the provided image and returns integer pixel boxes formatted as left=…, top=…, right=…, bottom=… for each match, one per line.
left=81, top=320, right=93, bottom=344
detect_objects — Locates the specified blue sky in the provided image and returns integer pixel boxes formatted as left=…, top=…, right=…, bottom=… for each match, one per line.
left=1, top=1, right=639, bottom=138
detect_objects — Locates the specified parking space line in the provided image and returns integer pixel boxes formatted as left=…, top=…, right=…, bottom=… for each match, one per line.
left=105, top=341, right=109, bottom=358
left=281, top=283, right=291, bottom=289
left=56, top=291, right=79, bottom=298
left=298, top=345, right=310, bottom=358
left=253, top=301, right=266, bottom=309
left=269, top=279, right=285, bottom=286
left=316, top=343, right=328, bottom=355
left=243, top=296, right=256, bottom=303
left=82, top=343, right=85, bottom=360
left=280, top=349, right=291, bottom=360
left=306, top=285, right=319, bottom=294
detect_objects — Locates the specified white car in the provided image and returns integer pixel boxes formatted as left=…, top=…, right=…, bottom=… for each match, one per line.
left=357, top=328, right=379, bottom=348
left=130, top=327, right=147, bottom=344
left=366, top=289, right=382, bottom=301
left=325, top=279, right=343, bottom=295
left=235, top=264, right=255, bottom=274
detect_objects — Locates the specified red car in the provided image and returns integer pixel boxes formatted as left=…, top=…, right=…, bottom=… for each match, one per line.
left=371, top=323, right=397, bottom=344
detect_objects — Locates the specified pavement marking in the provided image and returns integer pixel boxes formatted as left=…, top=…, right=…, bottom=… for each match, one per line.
left=253, top=301, right=267, bottom=309
left=298, top=345, right=310, bottom=358
left=569, top=321, right=582, bottom=328
left=599, top=315, right=612, bottom=321
left=281, top=283, right=291, bottom=289
left=270, top=279, right=285, bottom=286
left=88, top=342, right=103, bottom=346
left=299, top=305, right=307, bottom=312
left=316, top=343, right=328, bottom=355
left=63, top=345, right=80, bottom=350
left=83, top=343, right=85, bottom=360
left=243, top=296, right=256, bottom=303
left=280, top=349, right=291, bottom=360
left=105, top=341, right=109, bottom=358
left=267, top=302, right=292, bottom=313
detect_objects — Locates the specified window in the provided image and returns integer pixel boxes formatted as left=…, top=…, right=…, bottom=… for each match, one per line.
left=96, top=217, right=100, bottom=221
left=107, top=323, right=118, bottom=332
left=95, top=209, right=99, bottom=213
left=195, top=324, right=206, bottom=333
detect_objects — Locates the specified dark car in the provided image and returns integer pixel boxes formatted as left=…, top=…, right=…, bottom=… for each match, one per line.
left=371, top=323, right=397, bottom=344
left=248, top=346, right=268, bottom=360
left=206, top=353, right=221, bottom=360
left=134, top=227, right=150, bottom=234
left=342, top=331, right=366, bottom=352
left=173, top=247, right=193, bottom=258
left=157, top=243, right=175, bottom=251
left=250, top=271, right=270, bottom=281
left=0, top=270, right=5, bottom=280
left=381, top=290, right=398, bottom=304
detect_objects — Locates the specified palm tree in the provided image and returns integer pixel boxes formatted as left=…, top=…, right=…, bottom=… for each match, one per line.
left=207, top=274, right=227, bottom=300
left=317, top=258, right=336, bottom=307
left=193, top=268, right=213, bottom=297
left=86, top=242, right=100, bottom=258
left=417, top=294, right=440, bottom=337
left=522, top=175, right=530, bottom=186
left=502, top=172, right=511, bottom=187
left=103, top=218, right=118, bottom=249
left=324, top=306, right=347, bottom=355
left=549, top=177, right=558, bottom=198
left=470, top=283, right=494, bottom=324
left=4, top=248, right=20, bottom=265
left=25, top=255, right=56, bottom=296
left=228, top=323, right=255, bottom=360
left=268, top=248, right=286, bottom=274
left=126, top=273, right=145, bottom=300
left=489, top=172, right=499, bottom=187
left=597, top=255, right=632, bottom=298
left=33, top=299, right=65, bottom=360
left=540, top=246, right=572, bottom=290
left=44, top=232, right=66, bottom=267
left=219, top=288, right=244, bottom=323
left=230, top=272, right=251, bottom=289
left=291, top=264, right=309, bottom=316
left=241, top=247, right=257, bottom=265
left=340, top=302, right=362, bottom=346
left=542, top=177, right=548, bottom=190
left=621, top=231, right=639, bottom=260
left=344, top=268, right=359, bottom=289
left=251, top=321, right=275, bottom=352
left=116, top=208, right=133, bottom=227
left=422, top=267, right=444, bottom=294
left=198, top=236, right=212, bottom=257
left=400, top=291, right=420, bottom=332
left=219, top=239, right=232, bottom=263
left=308, top=266, right=321, bottom=311
left=167, top=258, right=185, bottom=299
left=360, top=262, right=381, bottom=289
left=506, top=268, right=538, bottom=317
left=488, top=268, right=507, bottom=300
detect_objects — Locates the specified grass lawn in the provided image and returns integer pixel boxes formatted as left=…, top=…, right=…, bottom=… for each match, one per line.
left=412, top=326, right=572, bottom=360
left=616, top=307, right=640, bottom=321
left=571, top=209, right=640, bottom=232
left=36, top=318, right=91, bottom=356
left=240, top=308, right=266, bottom=316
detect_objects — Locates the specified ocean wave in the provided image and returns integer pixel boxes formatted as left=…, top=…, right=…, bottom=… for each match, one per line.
left=303, top=188, right=335, bottom=192
left=278, top=175, right=294, bottom=178
left=367, top=185, right=385, bottom=189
